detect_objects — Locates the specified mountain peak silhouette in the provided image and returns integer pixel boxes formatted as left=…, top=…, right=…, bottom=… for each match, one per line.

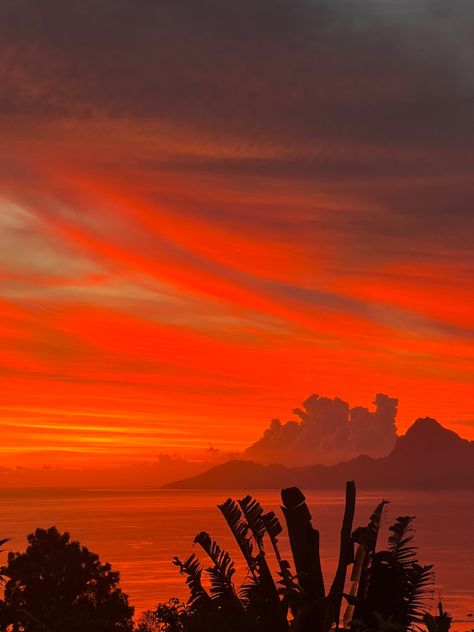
left=388, top=417, right=471, bottom=462
left=406, top=416, right=455, bottom=439
left=163, top=418, right=474, bottom=490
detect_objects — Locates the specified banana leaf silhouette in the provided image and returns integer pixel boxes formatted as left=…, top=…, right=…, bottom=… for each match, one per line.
left=166, top=483, right=435, bottom=632
left=350, top=515, right=434, bottom=632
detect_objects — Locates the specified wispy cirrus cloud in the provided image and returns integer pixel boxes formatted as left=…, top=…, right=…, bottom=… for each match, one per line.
left=0, top=0, right=472, bottom=466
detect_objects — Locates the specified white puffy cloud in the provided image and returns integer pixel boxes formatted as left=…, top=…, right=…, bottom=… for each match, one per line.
left=244, top=393, right=398, bottom=466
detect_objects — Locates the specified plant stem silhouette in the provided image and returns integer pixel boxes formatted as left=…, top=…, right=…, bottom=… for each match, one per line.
left=140, top=482, right=435, bottom=632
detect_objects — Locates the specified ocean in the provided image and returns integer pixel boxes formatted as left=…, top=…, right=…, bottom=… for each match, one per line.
left=1, top=487, right=473, bottom=630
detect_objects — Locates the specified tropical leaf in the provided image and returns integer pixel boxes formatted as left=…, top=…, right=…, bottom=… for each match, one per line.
left=166, top=485, right=437, bottom=632
left=262, top=510, right=283, bottom=541
left=172, top=553, right=211, bottom=608
left=359, top=516, right=434, bottom=631
left=237, top=574, right=257, bottom=602
left=233, top=496, right=288, bottom=629
left=324, top=480, right=356, bottom=631
left=281, top=486, right=325, bottom=603
left=404, top=563, right=434, bottom=627
left=261, top=509, right=300, bottom=614
left=217, top=497, right=263, bottom=606
left=345, top=500, right=389, bottom=626
left=218, top=498, right=255, bottom=569
left=389, top=516, right=417, bottom=563
left=353, top=500, right=389, bottom=553
left=238, top=495, right=293, bottom=604
left=193, top=531, right=237, bottom=602
left=237, top=496, right=281, bottom=593
left=388, top=516, right=434, bottom=629
left=238, top=495, right=267, bottom=547
left=423, top=602, right=452, bottom=632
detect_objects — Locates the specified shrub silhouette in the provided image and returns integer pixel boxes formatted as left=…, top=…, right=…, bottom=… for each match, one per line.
left=0, top=539, right=8, bottom=586
left=345, top=506, right=434, bottom=632
left=0, top=538, right=29, bottom=628
left=138, top=483, right=435, bottom=632
left=0, top=526, right=134, bottom=632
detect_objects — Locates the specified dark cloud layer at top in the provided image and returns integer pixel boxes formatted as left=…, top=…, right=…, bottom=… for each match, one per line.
left=1, top=0, right=472, bottom=144
left=1, top=0, right=473, bottom=254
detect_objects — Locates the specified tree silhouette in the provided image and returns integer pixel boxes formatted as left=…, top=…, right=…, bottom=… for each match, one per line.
left=0, top=526, right=133, bottom=632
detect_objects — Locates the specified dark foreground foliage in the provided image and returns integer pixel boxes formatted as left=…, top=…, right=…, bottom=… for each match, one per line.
left=1, top=483, right=445, bottom=632
left=138, top=483, right=436, bottom=632
left=0, top=527, right=133, bottom=632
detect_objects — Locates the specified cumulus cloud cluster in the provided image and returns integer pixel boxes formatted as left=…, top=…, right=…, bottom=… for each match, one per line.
left=244, top=393, right=398, bottom=466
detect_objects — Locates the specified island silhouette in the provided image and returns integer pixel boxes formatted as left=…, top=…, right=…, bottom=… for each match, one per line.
left=163, top=418, right=474, bottom=490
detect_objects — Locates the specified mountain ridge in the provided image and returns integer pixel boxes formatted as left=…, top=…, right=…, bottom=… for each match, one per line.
left=163, top=418, right=474, bottom=490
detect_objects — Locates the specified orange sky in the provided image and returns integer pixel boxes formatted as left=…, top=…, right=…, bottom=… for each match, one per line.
left=1, top=2, right=473, bottom=470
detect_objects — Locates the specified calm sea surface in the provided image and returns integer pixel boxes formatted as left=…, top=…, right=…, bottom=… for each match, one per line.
left=1, top=488, right=473, bottom=630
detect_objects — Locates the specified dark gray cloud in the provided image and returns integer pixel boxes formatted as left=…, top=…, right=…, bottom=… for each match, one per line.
left=244, top=392, right=399, bottom=466
left=1, top=1, right=472, bottom=143
left=1, top=1, right=473, bottom=260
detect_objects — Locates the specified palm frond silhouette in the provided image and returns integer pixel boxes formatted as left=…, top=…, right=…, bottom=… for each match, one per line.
left=147, top=482, right=436, bottom=632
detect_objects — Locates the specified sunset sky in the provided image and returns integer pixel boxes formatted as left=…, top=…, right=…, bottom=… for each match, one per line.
left=1, top=0, right=473, bottom=470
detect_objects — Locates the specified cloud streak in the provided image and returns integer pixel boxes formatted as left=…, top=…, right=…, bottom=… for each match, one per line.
left=0, top=1, right=473, bottom=466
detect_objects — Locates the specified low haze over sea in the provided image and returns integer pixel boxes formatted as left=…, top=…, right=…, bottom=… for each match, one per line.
left=2, top=487, right=473, bottom=630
